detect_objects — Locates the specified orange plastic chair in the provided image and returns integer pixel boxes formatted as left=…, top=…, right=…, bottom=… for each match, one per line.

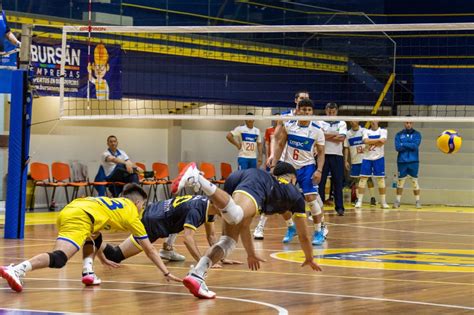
left=215, top=162, right=232, bottom=186
left=29, top=162, right=59, bottom=210
left=52, top=162, right=89, bottom=202
left=135, top=162, right=156, bottom=203
left=200, top=162, right=217, bottom=181
left=177, top=162, right=188, bottom=174
left=152, top=162, right=172, bottom=199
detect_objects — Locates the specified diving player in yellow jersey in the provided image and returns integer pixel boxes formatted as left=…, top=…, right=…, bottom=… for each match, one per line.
left=0, top=184, right=182, bottom=292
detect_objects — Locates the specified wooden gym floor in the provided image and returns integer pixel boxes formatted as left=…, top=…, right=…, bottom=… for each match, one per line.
left=0, top=205, right=473, bottom=314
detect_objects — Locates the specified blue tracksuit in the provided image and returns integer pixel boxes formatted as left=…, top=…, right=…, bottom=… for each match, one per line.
left=394, top=128, right=422, bottom=163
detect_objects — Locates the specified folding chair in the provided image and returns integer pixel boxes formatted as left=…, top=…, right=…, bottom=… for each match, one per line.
left=51, top=162, right=89, bottom=202
left=29, top=162, right=59, bottom=211
left=215, top=162, right=232, bottom=187
left=152, top=162, right=172, bottom=200
left=200, top=162, right=217, bottom=182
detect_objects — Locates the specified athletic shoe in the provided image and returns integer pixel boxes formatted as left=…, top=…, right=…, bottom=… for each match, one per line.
left=312, top=230, right=325, bottom=246
left=159, top=249, right=186, bottom=261
left=0, top=265, right=23, bottom=292
left=370, top=197, right=377, bottom=206
left=381, top=203, right=390, bottom=209
left=354, top=200, right=362, bottom=209
left=183, top=273, right=216, bottom=299
left=171, top=162, right=200, bottom=194
left=335, top=208, right=344, bottom=216
left=321, top=223, right=329, bottom=238
left=415, top=201, right=422, bottom=209
left=393, top=201, right=401, bottom=208
left=82, top=272, right=101, bottom=286
left=282, top=225, right=296, bottom=243
left=253, top=224, right=264, bottom=240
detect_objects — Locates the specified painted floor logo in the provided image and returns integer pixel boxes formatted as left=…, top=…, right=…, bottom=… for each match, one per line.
left=271, top=248, right=474, bottom=272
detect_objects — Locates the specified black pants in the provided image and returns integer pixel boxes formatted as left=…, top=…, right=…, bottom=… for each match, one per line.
left=106, top=164, right=139, bottom=196
left=319, top=154, right=345, bottom=212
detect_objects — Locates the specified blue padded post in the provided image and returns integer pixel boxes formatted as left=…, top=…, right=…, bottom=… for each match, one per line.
left=4, top=69, right=31, bottom=239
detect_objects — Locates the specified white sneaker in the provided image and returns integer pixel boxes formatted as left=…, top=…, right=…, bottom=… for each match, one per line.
left=322, top=223, right=329, bottom=238
left=355, top=200, right=362, bottom=208
left=415, top=201, right=422, bottom=209
left=171, top=162, right=201, bottom=194
left=381, top=203, right=390, bottom=209
left=159, top=249, right=186, bottom=261
left=253, top=224, right=264, bottom=240
left=393, top=201, right=401, bottom=208
left=183, top=272, right=216, bottom=299
left=0, top=264, right=23, bottom=292
left=82, top=272, right=101, bottom=286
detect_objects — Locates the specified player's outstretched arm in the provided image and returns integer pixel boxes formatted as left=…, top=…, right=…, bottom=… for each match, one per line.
left=183, top=227, right=202, bottom=262
left=268, top=125, right=288, bottom=168
left=240, top=217, right=266, bottom=270
left=138, top=238, right=182, bottom=282
left=293, top=215, right=322, bottom=271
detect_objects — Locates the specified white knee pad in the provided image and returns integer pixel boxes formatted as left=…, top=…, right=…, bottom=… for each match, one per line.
left=307, top=199, right=322, bottom=216
left=215, top=235, right=237, bottom=258
left=358, top=177, right=368, bottom=189
left=316, top=194, right=324, bottom=209
left=397, top=178, right=406, bottom=189
left=411, top=178, right=420, bottom=190
left=377, top=177, right=386, bottom=189
left=220, top=198, right=244, bottom=225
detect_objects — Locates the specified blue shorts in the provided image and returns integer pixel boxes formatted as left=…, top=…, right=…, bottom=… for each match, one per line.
left=350, top=163, right=362, bottom=178
left=296, top=164, right=318, bottom=195
left=398, top=162, right=419, bottom=178
left=360, top=157, right=385, bottom=177
left=238, top=157, right=257, bottom=170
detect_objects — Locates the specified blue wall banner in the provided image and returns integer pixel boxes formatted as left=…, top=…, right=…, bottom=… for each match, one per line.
left=31, top=39, right=122, bottom=100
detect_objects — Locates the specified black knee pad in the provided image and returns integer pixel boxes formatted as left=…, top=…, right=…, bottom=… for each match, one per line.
left=48, top=250, right=68, bottom=268
left=103, top=244, right=125, bottom=263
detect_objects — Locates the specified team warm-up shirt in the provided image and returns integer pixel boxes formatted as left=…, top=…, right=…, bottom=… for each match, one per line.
left=344, top=127, right=366, bottom=164
left=101, top=148, right=130, bottom=176
left=318, top=120, right=347, bottom=156
left=282, top=121, right=325, bottom=169
left=362, top=127, right=388, bottom=160
left=141, top=195, right=214, bottom=242
left=69, top=197, right=148, bottom=240
left=231, top=125, right=261, bottom=158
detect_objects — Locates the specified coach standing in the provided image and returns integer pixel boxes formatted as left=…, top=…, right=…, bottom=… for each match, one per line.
left=318, top=103, right=347, bottom=216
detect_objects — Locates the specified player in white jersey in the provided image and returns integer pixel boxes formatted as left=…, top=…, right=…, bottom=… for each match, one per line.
left=271, top=98, right=327, bottom=245
left=226, top=113, right=262, bottom=170
left=254, top=91, right=309, bottom=241
left=343, top=121, right=376, bottom=206
left=355, top=121, right=390, bottom=209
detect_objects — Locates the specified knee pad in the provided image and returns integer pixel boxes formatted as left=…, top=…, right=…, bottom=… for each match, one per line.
left=358, top=177, right=368, bottom=189
left=103, top=244, right=125, bottom=263
left=307, top=199, right=322, bottom=216
left=376, top=177, right=386, bottom=189
left=397, top=178, right=406, bottom=189
left=316, top=194, right=324, bottom=209
left=215, top=235, right=237, bottom=258
left=220, top=198, right=244, bottom=225
left=84, top=233, right=103, bottom=250
left=411, top=178, right=420, bottom=190
left=48, top=250, right=68, bottom=269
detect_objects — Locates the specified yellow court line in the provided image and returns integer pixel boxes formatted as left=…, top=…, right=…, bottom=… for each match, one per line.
left=413, top=64, right=474, bottom=69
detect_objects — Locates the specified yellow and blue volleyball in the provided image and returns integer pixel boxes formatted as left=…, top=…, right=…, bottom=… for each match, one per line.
left=436, top=130, right=462, bottom=154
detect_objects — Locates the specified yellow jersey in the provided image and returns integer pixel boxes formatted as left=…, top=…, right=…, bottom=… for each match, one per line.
left=63, top=197, right=148, bottom=240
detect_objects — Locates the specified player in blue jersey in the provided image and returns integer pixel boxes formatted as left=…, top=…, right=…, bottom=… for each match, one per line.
left=171, top=162, right=322, bottom=299
left=270, top=98, right=328, bottom=246
left=88, top=195, right=241, bottom=280
left=0, top=7, right=21, bottom=54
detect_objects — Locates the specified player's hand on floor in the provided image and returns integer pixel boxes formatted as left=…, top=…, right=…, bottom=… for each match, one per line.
left=98, top=255, right=121, bottom=269
left=221, top=258, right=243, bottom=265
left=247, top=254, right=266, bottom=271
left=211, top=263, right=223, bottom=269
left=301, top=258, right=322, bottom=271
left=165, top=273, right=182, bottom=283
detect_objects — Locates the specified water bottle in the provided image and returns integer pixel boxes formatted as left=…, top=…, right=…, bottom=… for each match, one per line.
left=391, top=173, right=397, bottom=188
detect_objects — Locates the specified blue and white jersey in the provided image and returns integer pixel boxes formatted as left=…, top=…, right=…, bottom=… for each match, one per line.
left=362, top=127, right=387, bottom=160
left=344, top=127, right=366, bottom=164
left=101, top=148, right=130, bottom=176
left=231, top=125, right=261, bottom=158
left=282, top=121, right=325, bottom=169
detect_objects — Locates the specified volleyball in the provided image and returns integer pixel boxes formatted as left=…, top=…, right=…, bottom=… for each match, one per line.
left=436, top=130, right=462, bottom=154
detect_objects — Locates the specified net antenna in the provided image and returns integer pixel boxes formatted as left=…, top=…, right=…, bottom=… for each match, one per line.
left=59, top=23, right=474, bottom=123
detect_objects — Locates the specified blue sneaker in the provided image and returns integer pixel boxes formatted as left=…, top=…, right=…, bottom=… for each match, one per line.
left=282, top=225, right=297, bottom=243
left=312, top=230, right=325, bottom=246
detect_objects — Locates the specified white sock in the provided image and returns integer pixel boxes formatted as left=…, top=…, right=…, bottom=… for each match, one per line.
left=286, top=218, right=294, bottom=227
left=193, top=256, right=212, bottom=278
left=165, top=234, right=178, bottom=248
left=14, top=261, right=32, bottom=276
left=380, top=194, right=387, bottom=205
left=396, top=195, right=402, bottom=202
left=369, top=187, right=375, bottom=198
left=198, top=175, right=217, bottom=196
left=315, top=222, right=322, bottom=232
left=83, top=257, right=94, bottom=274
left=415, top=195, right=420, bottom=201
left=357, top=194, right=364, bottom=203
left=258, top=214, right=267, bottom=227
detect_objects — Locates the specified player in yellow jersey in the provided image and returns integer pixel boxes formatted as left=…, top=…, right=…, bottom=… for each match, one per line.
left=0, top=184, right=181, bottom=292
